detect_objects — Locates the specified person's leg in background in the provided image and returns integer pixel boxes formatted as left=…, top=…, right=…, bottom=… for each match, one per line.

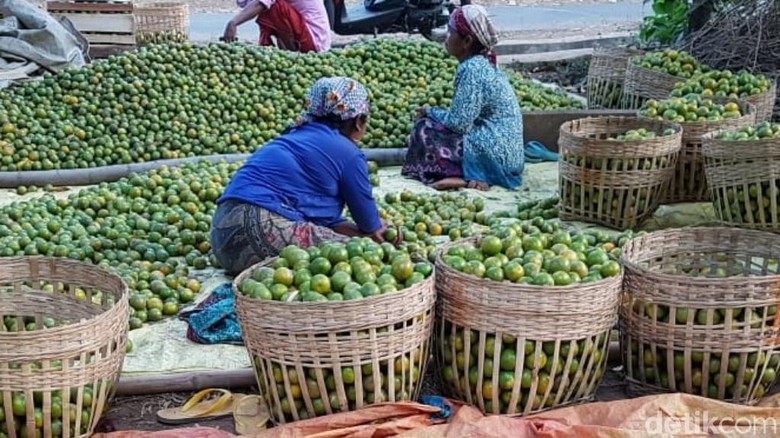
left=255, top=0, right=316, bottom=52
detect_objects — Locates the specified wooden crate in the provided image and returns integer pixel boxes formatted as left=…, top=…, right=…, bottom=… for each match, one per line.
left=47, top=0, right=136, bottom=57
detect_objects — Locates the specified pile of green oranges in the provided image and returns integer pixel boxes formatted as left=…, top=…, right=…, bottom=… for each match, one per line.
left=441, top=221, right=629, bottom=286
left=239, top=237, right=433, bottom=302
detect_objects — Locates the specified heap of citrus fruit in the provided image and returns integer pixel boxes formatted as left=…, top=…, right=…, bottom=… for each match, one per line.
left=15, top=184, right=58, bottom=195
left=480, top=198, right=559, bottom=232
left=632, top=49, right=708, bottom=79
left=441, top=327, right=610, bottom=413
left=0, top=160, right=237, bottom=328
left=255, top=348, right=423, bottom=421
left=442, top=220, right=630, bottom=286
left=606, top=127, right=674, bottom=142
left=375, top=191, right=487, bottom=258
left=367, top=160, right=380, bottom=187
left=640, top=94, right=744, bottom=123
left=0, top=40, right=583, bottom=171
left=671, top=69, right=773, bottom=100
left=514, top=197, right=559, bottom=221
left=716, top=121, right=780, bottom=141
left=239, top=237, right=433, bottom=302
left=136, top=30, right=188, bottom=46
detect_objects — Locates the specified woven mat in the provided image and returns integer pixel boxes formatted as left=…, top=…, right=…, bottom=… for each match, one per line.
left=0, top=164, right=719, bottom=376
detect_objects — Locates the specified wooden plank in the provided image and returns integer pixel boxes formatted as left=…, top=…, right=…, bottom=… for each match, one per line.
left=116, top=369, right=256, bottom=395
left=49, top=12, right=134, bottom=33
left=47, top=1, right=133, bottom=12
left=89, top=44, right=136, bottom=58
left=84, top=33, right=136, bottom=44
left=73, top=0, right=131, bottom=3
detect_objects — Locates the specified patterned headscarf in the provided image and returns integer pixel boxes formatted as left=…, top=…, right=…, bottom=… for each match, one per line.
left=449, top=5, right=500, bottom=65
left=295, top=77, right=371, bottom=126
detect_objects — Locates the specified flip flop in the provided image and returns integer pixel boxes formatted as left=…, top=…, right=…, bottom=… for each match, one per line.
left=233, top=395, right=270, bottom=435
left=156, top=389, right=248, bottom=425
left=525, top=141, right=560, bottom=163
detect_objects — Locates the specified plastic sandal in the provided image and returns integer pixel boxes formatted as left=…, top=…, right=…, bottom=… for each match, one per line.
left=233, top=395, right=270, bottom=435
left=156, top=389, right=248, bottom=425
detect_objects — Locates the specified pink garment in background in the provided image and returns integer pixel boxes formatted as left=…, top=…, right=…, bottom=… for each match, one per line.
left=236, top=0, right=332, bottom=52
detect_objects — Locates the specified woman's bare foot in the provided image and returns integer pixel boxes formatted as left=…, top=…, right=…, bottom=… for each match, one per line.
left=430, top=177, right=468, bottom=191
left=466, top=180, right=490, bottom=191
left=430, top=178, right=490, bottom=191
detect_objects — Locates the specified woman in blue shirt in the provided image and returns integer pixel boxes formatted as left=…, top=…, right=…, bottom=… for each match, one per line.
left=212, top=77, right=388, bottom=275
left=402, top=5, right=524, bottom=191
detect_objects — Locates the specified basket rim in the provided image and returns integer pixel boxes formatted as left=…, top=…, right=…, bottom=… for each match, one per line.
left=671, top=75, right=778, bottom=97
left=558, top=116, right=683, bottom=144
left=636, top=98, right=757, bottom=126
left=626, top=57, right=689, bottom=81
left=701, top=128, right=780, bottom=143
left=134, top=1, right=188, bottom=8
left=0, top=256, right=129, bottom=338
left=702, top=131, right=780, bottom=159
left=232, top=255, right=434, bottom=308
left=435, top=236, right=623, bottom=294
left=619, top=227, right=780, bottom=285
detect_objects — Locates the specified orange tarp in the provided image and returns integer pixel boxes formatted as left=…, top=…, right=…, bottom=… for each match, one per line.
left=95, top=393, right=780, bottom=438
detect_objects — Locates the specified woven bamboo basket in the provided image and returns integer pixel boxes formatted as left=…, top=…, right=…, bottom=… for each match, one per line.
left=587, top=47, right=645, bottom=110
left=622, top=60, right=688, bottom=109
left=435, top=237, right=621, bottom=416
left=0, top=257, right=129, bottom=438
left=233, top=258, right=436, bottom=424
left=639, top=99, right=756, bottom=204
left=744, top=80, right=778, bottom=123
left=558, top=117, right=682, bottom=230
left=703, top=130, right=780, bottom=231
left=620, top=228, right=780, bottom=404
left=134, top=2, right=189, bottom=45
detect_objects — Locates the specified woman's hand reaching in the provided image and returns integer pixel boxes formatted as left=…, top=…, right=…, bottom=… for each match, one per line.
left=370, top=221, right=403, bottom=247
left=333, top=220, right=402, bottom=247
left=222, top=21, right=238, bottom=42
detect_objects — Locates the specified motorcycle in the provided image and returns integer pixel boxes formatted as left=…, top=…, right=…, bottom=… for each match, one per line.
left=325, top=0, right=471, bottom=40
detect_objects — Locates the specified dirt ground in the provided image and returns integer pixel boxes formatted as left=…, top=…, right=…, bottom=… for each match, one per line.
left=101, top=391, right=239, bottom=433
left=146, top=0, right=642, bottom=15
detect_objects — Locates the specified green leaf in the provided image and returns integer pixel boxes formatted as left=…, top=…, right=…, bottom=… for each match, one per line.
left=652, top=0, right=678, bottom=15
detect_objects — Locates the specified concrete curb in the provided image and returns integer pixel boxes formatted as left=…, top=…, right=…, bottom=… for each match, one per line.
left=495, top=32, right=636, bottom=56
left=499, top=48, right=594, bottom=64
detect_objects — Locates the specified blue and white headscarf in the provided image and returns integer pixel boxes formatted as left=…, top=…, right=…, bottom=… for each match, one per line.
left=295, top=77, right=371, bottom=126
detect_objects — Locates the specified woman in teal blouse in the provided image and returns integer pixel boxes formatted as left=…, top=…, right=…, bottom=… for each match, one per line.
left=402, top=5, right=524, bottom=191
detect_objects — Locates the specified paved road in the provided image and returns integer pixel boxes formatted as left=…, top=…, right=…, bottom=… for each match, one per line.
left=189, top=2, right=648, bottom=43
